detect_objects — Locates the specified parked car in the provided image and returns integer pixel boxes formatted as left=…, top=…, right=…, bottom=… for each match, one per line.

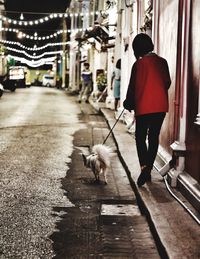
left=0, top=74, right=16, bottom=92
left=9, top=66, right=26, bottom=88
left=42, top=74, right=56, bottom=87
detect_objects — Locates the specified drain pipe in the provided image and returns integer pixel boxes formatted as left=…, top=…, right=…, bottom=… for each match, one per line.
left=154, top=158, right=200, bottom=225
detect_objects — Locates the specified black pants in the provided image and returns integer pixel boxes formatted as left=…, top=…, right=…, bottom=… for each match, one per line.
left=135, top=112, right=166, bottom=169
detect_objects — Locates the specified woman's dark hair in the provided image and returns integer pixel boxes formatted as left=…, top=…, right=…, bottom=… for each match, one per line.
left=116, top=59, right=121, bottom=69
left=132, top=33, right=154, bottom=59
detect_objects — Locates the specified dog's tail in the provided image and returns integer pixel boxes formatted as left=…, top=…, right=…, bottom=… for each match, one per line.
left=92, top=144, right=113, bottom=167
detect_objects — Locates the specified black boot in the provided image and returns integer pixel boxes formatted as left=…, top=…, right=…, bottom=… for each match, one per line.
left=137, top=166, right=151, bottom=187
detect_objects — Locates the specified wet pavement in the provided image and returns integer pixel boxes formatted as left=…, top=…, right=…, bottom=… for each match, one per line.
left=51, top=103, right=160, bottom=258
left=0, top=88, right=160, bottom=258
left=0, top=88, right=81, bottom=258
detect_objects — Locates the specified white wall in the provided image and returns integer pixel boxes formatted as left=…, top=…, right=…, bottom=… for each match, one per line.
left=120, top=3, right=137, bottom=106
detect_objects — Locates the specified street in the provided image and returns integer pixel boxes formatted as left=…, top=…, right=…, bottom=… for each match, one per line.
left=0, top=87, right=160, bottom=258
left=0, top=87, right=83, bottom=258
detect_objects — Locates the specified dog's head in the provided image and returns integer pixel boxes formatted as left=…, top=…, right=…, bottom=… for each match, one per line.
left=82, top=153, right=97, bottom=169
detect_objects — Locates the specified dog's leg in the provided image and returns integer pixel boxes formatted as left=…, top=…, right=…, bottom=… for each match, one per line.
left=82, top=154, right=87, bottom=166
left=102, top=169, right=108, bottom=184
left=92, top=169, right=100, bottom=183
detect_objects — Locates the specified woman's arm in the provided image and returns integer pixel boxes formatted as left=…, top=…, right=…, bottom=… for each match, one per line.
left=123, top=64, right=136, bottom=111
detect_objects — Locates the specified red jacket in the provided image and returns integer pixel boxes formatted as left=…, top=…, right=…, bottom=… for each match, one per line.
left=124, top=53, right=171, bottom=116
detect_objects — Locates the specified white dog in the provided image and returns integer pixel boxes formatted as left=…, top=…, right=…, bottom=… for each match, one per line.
left=82, top=144, right=113, bottom=184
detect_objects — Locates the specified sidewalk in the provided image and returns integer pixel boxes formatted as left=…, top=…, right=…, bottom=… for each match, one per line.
left=91, top=101, right=200, bottom=259
left=53, top=99, right=160, bottom=258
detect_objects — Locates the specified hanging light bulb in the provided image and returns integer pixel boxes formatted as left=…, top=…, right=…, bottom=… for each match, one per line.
left=20, top=13, right=24, bottom=20
left=17, top=31, right=23, bottom=39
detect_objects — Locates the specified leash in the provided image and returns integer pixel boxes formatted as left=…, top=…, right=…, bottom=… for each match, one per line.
left=103, top=108, right=125, bottom=145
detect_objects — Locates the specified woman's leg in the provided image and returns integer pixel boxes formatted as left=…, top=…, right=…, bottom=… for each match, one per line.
left=147, top=113, right=166, bottom=169
left=135, top=115, right=151, bottom=186
left=78, top=82, right=86, bottom=102
left=84, top=81, right=92, bottom=102
left=136, top=113, right=165, bottom=186
left=135, top=115, right=149, bottom=168
left=114, top=80, right=120, bottom=111
left=114, top=98, right=119, bottom=111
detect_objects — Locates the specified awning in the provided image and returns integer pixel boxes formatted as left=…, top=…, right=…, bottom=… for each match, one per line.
left=76, top=25, right=115, bottom=44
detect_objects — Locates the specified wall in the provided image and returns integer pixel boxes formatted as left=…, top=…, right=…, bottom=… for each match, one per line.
left=155, top=0, right=179, bottom=153
left=155, top=0, right=200, bottom=183
left=185, top=0, right=200, bottom=182
left=120, top=2, right=137, bottom=105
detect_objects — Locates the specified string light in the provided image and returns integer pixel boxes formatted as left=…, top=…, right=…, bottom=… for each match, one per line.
left=0, top=26, right=88, bottom=41
left=6, top=46, right=63, bottom=59
left=0, top=11, right=100, bottom=26
left=0, top=10, right=101, bottom=67
left=0, top=27, right=19, bottom=33
left=0, top=39, right=70, bottom=51
left=0, top=27, right=69, bottom=40
left=7, top=54, right=57, bottom=67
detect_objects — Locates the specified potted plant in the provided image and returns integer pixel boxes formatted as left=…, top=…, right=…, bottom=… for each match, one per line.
left=96, top=73, right=107, bottom=92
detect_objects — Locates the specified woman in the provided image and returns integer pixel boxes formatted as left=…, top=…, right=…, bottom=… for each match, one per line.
left=111, top=59, right=121, bottom=111
left=123, top=33, right=171, bottom=187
